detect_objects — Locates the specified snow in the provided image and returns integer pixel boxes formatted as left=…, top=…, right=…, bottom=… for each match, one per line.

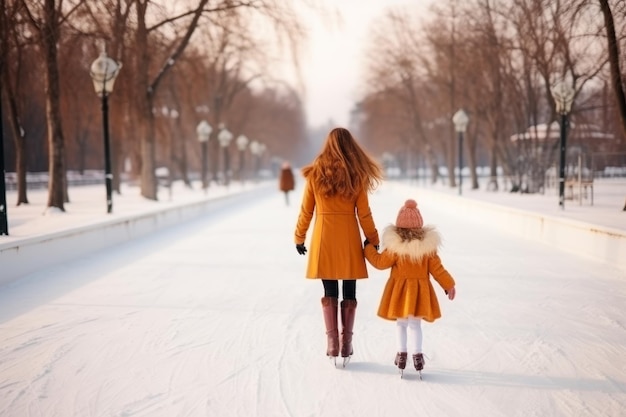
left=1, top=178, right=626, bottom=417
left=0, top=182, right=275, bottom=285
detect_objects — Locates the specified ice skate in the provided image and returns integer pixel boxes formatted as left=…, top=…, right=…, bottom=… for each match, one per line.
left=394, top=352, right=407, bottom=378
left=413, top=353, right=425, bottom=380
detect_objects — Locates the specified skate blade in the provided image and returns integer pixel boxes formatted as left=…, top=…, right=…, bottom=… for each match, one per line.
left=329, top=356, right=337, bottom=367
left=418, top=371, right=423, bottom=380
left=342, top=356, right=351, bottom=368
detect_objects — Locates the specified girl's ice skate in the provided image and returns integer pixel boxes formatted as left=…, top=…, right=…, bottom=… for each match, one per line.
left=412, top=353, right=425, bottom=379
left=394, top=352, right=407, bottom=378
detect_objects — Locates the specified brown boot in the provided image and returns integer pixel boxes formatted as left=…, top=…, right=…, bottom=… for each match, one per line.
left=340, top=299, right=357, bottom=358
left=321, top=297, right=339, bottom=357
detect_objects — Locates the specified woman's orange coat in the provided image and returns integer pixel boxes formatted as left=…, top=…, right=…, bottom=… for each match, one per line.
left=295, top=179, right=379, bottom=279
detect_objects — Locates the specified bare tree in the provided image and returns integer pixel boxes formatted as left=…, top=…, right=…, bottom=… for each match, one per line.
left=20, top=0, right=89, bottom=210
left=1, top=0, right=31, bottom=205
left=354, top=0, right=618, bottom=199
left=598, top=0, right=626, bottom=210
left=598, top=0, right=626, bottom=138
left=423, top=0, right=464, bottom=188
left=462, top=0, right=510, bottom=191
left=124, top=0, right=307, bottom=199
left=129, top=0, right=211, bottom=199
left=361, top=8, right=443, bottom=182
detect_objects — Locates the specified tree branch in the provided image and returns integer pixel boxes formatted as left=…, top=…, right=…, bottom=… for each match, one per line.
left=149, top=0, right=210, bottom=94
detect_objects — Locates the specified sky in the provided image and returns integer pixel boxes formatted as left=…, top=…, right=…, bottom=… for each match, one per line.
left=1, top=179, right=625, bottom=416
left=300, top=0, right=433, bottom=128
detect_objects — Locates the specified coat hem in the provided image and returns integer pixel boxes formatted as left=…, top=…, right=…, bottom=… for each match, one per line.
left=306, top=276, right=369, bottom=280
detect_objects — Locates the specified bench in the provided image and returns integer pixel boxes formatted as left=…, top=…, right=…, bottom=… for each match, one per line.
left=565, top=180, right=594, bottom=205
left=155, top=167, right=172, bottom=200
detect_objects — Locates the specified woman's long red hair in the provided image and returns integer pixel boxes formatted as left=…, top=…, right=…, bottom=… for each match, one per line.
left=302, top=127, right=383, bottom=199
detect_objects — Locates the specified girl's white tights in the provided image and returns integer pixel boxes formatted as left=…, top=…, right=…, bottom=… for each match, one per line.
left=396, top=316, right=423, bottom=354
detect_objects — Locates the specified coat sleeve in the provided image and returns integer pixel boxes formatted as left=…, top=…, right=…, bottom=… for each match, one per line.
left=428, top=254, right=455, bottom=291
left=355, top=189, right=380, bottom=246
left=294, top=179, right=315, bottom=244
left=364, top=245, right=396, bottom=270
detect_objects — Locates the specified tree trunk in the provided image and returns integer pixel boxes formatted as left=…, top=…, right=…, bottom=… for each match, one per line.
left=135, top=0, right=209, bottom=199
left=112, top=131, right=123, bottom=193
left=1, top=0, right=28, bottom=205
left=598, top=0, right=626, bottom=211
left=138, top=95, right=157, bottom=200
left=136, top=1, right=157, bottom=200
left=3, top=82, right=28, bottom=205
left=466, top=130, right=479, bottom=190
left=599, top=0, right=626, bottom=140
left=488, top=146, right=498, bottom=191
left=110, top=1, right=128, bottom=195
left=42, top=0, right=66, bottom=210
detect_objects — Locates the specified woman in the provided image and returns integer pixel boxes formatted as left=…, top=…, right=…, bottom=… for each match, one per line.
left=294, top=127, right=383, bottom=366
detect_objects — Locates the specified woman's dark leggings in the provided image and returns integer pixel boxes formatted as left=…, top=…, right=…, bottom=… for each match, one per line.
left=322, top=279, right=356, bottom=300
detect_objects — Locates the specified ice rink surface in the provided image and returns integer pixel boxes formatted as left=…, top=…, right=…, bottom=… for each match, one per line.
left=1, top=181, right=625, bottom=417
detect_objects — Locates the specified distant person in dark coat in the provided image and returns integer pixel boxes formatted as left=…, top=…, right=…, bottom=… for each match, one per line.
left=279, top=161, right=295, bottom=205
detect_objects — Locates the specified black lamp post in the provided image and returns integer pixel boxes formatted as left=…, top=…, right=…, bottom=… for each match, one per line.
left=90, top=51, right=121, bottom=214
left=218, top=126, right=233, bottom=186
left=196, top=120, right=212, bottom=193
left=551, top=80, right=575, bottom=210
left=0, top=83, right=8, bottom=235
left=236, top=134, right=249, bottom=182
left=452, top=109, right=469, bottom=196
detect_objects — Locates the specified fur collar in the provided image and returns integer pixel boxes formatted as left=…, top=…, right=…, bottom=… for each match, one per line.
left=381, top=224, right=442, bottom=262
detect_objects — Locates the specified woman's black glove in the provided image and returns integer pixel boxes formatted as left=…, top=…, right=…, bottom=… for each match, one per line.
left=363, top=239, right=379, bottom=250
left=296, top=243, right=307, bottom=255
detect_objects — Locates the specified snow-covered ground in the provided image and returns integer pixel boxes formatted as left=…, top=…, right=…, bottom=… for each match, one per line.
left=1, top=179, right=626, bottom=417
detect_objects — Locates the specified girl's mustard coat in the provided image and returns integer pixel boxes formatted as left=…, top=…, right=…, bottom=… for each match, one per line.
left=364, top=225, right=455, bottom=322
left=295, top=179, right=379, bottom=279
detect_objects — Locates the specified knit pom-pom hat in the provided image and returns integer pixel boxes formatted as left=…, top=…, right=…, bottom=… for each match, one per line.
left=395, top=199, right=424, bottom=229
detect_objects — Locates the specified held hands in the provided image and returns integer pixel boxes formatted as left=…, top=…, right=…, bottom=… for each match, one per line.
left=363, top=239, right=379, bottom=250
left=296, top=243, right=307, bottom=255
left=445, top=287, right=456, bottom=300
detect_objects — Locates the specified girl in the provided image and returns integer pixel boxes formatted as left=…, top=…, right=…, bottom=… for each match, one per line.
left=294, top=127, right=383, bottom=366
left=363, top=199, right=456, bottom=376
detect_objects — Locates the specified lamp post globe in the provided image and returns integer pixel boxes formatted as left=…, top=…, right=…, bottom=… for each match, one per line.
left=552, top=80, right=575, bottom=115
left=218, top=127, right=233, bottom=147
left=196, top=120, right=212, bottom=142
left=196, top=120, right=212, bottom=192
left=90, top=51, right=122, bottom=97
left=90, top=51, right=122, bottom=214
left=551, top=80, right=575, bottom=209
left=452, top=109, right=469, bottom=196
left=236, top=134, right=249, bottom=151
